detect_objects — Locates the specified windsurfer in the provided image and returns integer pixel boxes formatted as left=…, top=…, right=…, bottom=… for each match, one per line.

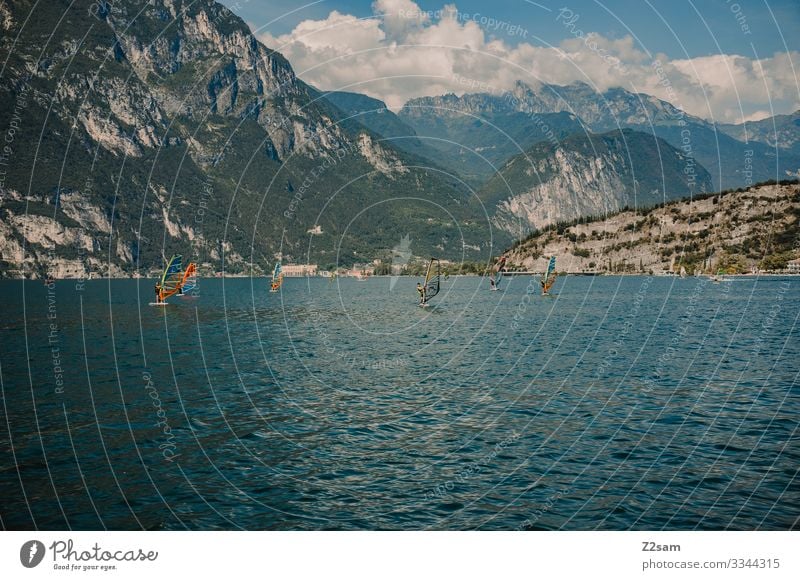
left=154, top=284, right=163, bottom=304
left=417, top=282, right=426, bottom=304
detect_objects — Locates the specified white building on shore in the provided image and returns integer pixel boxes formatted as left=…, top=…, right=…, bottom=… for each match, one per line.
left=282, top=264, right=318, bottom=277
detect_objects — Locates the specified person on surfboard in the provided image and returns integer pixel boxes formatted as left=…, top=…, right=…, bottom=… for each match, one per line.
left=416, top=282, right=426, bottom=305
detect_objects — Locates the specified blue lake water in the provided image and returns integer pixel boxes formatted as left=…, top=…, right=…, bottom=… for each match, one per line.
left=0, top=275, right=798, bottom=530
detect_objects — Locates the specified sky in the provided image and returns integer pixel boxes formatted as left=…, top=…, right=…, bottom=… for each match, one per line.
left=218, top=0, right=800, bottom=123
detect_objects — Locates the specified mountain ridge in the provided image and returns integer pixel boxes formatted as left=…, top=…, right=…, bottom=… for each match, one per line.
left=719, top=110, right=800, bottom=153
left=400, top=80, right=800, bottom=191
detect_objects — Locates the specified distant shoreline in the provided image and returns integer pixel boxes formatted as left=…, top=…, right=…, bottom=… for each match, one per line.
left=10, top=272, right=799, bottom=282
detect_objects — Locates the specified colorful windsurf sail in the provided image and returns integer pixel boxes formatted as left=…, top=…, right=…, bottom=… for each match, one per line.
left=540, top=256, right=557, bottom=295
left=180, top=262, right=197, bottom=294
left=270, top=262, right=283, bottom=292
left=156, top=255, right=184, bottom=302
left=422, top=258, right=441, bottom=303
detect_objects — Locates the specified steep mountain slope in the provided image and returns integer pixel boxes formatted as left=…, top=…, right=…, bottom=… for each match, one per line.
left=402, top=81, right=800, bottom=191
left=480, top=129, right=713, bottom=236
left=0, top=0, right=497, bottom=278
left=400, top=101, right=587, bottom=188
left=317, top=89, right=466, bottom=186
left=505, top=181, right=799, bottom=275
left=320, top=90, right=421, bottom=145
left=719, top=110, right=800, bottom=154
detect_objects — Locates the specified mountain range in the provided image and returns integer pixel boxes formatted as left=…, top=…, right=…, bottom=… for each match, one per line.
left=1, top=0, right=798, bottom=277
left=0, top=0, right=496, bottom=278
left=398, top=81, right=800, bottom=192
left=719, top=110, right=800, bottom=153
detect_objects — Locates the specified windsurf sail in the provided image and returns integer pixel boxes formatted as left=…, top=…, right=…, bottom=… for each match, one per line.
left=270, top=262, right=283, bottom=292
left=157, top=255, right=184, bottom=302
left=540, top=256, right=557, bottom=295
left=422, top=258, right=441, bottom=303
left=180, top=262, right=197, bottom=294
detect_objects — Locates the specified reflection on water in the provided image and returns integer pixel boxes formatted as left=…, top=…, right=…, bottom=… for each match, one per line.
left=0, top=275, right=798, bottom=529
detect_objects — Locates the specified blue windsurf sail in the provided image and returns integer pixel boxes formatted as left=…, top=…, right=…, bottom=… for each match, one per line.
left=540, top=256, right=557, bottom=295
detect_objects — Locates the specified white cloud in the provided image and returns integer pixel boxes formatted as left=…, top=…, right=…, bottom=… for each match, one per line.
left=372, top=0, right=429, bottom=38
left=258, top=0, right=800, bottom=123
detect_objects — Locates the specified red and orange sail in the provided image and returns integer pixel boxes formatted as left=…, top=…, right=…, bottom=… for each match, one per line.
left=156, top=255, right=196, bottom=302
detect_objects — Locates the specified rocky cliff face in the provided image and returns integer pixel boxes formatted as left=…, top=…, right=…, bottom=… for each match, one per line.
left=36, top=0, right=346, bottom=163
left=481, top=130, right=713, bottom=236
left=0, top=0, right=492, bottom=278
left=506, top=182, right=799, bottom=275
left=492, top=149, right=634, bottom=235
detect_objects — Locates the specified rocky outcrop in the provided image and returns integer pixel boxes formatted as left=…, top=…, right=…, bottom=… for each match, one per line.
left=356, top=133, right=408, bottom=177
left=493, top=149, right=633, bottom=233
left=107, top=1, right=346, bottom=161
left=506, top=182, right=800, bottom=275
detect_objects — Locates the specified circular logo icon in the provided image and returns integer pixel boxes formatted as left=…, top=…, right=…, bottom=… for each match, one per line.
left=20, top=540, right=45, bottom=568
